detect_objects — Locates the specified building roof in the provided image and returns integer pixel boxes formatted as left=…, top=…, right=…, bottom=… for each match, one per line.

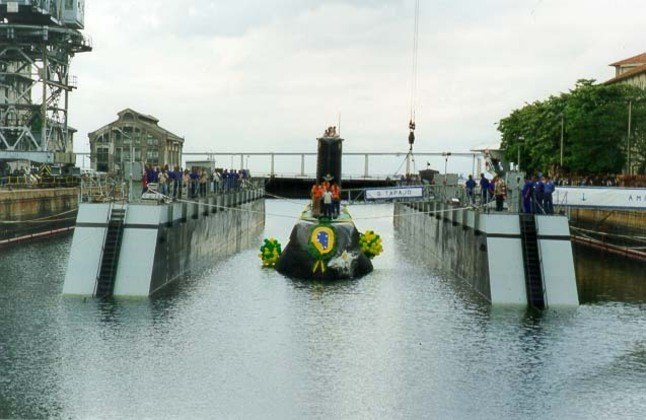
left=117, top=108, right=159, bottom=124
left=609, top=52, right=646, bottom=67
left=89, top=108, right=184, bottom=143
left=605, top=62, right=646, bottom=85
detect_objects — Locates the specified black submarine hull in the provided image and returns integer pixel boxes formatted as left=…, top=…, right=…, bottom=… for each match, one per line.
left=276, top=217, right=373, bottom=281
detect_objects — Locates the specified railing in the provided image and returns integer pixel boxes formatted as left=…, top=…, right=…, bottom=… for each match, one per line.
left=79, top=175, right=124, bottom=203
left=182, top=151, right=481, bottom=180
left=0, top=175, right=81, bottom=189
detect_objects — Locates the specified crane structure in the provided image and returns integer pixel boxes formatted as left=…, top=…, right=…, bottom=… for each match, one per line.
left=0, top=0, right=91, bottom=167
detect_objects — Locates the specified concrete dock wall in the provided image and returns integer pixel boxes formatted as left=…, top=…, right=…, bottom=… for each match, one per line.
left=569, top=207, right=645, bottom=236
left=394, top=202, right=578, bottom=307
left=64, top=189, right=265, bottom=296
left=394, top=203, right=491, bottom=300
left=0, top=188, right=78, bottom=243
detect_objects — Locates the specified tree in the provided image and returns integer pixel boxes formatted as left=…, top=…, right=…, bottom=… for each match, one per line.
left=497, top=79, right=646, bottom=176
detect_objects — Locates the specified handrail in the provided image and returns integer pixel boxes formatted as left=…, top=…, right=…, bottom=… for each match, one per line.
left=0, top=175, right=81, bottom=189
left=93, top=202, right=114, bottom=296
left=535, top=216, right=548, bottom=308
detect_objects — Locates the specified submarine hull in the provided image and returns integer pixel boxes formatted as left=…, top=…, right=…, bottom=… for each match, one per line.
left=276, top=218, right=373, bottom=281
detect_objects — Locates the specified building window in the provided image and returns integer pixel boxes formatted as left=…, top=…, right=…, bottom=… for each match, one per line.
left=146, top=134, right=159, bottom=146
left=146, top=149, right=159, bottom=165
left=96, top=147, right=109, bottom=172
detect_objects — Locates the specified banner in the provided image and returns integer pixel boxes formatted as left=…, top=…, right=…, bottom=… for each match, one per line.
left=365, top=187, right=424, bottom=200
left=555, top=187, right=646, bottom=209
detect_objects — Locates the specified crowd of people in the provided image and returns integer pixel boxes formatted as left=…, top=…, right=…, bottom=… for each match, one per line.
left=465, top=173, right=508, bottom=212
left=553, top=174, right=646, bottom=188
left=142, top=164, right=250, bottom=199
left=310, top=181, right=341, bottom=218
left=465, top=172, right=556, bottom=214
left=521, top=175, right=556, bottom=214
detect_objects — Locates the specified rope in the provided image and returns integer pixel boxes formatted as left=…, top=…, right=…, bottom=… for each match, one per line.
left=570, top=226, right=646, bottom=242
left=147, top=188, right=298, bottom=220
left=356, top=202, right=486, bottom=220
left=0, top=208, right=79, bottom=224
left=146, top=187, right=479, bottom=222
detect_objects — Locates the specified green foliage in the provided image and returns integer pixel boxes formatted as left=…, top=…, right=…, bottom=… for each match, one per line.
left=259, top=238, right=282, bottom=268
left=497, top=79, right=646, bottom=175
left=359, top=230, right=383, bottom=259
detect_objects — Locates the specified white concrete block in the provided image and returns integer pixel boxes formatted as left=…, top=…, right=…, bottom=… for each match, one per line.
left=76, top=203, right=110, bottom=223
left=540, top=240, right=579, bottom=306
left=482, top=214, right=520, bottom=235
left=536, top=215, right=570, bottom=236
left=487, top=237, right=527, bottom=304
left=126, top=205, right=162, bottom=226
left=113, top=227, right=159, bottom=296
left=63, top=227, right=105, bottom=295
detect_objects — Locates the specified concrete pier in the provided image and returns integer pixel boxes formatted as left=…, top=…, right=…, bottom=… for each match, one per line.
left=63, top=188, right=265, bottom=297
left=394, top=202, right=578, bottom=307
left=0, top=187, right=78, bottom=245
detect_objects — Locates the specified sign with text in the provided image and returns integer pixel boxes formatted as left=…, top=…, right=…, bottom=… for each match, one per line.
left=365, top=187, right=424, bottom=200
left=555, top=187, right=646, bottom=209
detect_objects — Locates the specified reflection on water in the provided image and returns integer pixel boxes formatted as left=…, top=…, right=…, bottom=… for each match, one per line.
left=0, top=202, right=644, bottom=418
left=574, top=245, right=646, bottom=303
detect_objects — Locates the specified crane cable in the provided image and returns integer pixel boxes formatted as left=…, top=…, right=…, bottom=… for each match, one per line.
left=406, top=0, right=420, bottom=177
left=409, top=0, right=420, bottom=132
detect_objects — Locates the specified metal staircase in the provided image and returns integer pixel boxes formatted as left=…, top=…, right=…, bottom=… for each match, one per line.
left=519, top=214, right=545, bottom=309
left=95, top=207, right=126, bottom=298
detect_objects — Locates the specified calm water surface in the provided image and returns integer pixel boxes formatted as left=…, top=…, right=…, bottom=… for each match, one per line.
left=1, top=201, right=645, bottom=418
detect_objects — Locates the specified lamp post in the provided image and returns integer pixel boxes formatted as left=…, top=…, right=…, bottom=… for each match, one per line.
left=517, top=136, right=524, bottom=171
left=113, top=127, right=134, bottom=202
left=442, top=152, right=451, bottom=185
left=626, top=99, right=633, bottom=175
left=560, top=112, right=564, bottom=168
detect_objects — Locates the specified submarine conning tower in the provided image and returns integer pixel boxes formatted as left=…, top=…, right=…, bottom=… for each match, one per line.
left=316, top=126, right=344, bottom=186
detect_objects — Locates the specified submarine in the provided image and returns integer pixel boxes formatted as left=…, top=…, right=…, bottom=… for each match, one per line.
left=273, top=127, right=375, bottom=280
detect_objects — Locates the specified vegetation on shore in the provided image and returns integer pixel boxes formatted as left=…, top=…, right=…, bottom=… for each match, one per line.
left=497, top=79, right=646, bottom=177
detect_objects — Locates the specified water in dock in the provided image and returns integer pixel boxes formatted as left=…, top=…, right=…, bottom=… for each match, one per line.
left=0, top=200, right=644, bottom=418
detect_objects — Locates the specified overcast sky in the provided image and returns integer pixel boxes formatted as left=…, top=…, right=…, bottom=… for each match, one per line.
left=71, top=0, right=645, bottom=174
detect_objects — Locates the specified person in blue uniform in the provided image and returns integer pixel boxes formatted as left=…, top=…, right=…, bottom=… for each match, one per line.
left=521, top=178, right=533, bottom=213
left=533, top=175, right=545, bottom=214
left=543, top=176, right=555, bottom=214
left=465, top=175, right=476, bottom=204
left=479, top=173, right=490, bottom=204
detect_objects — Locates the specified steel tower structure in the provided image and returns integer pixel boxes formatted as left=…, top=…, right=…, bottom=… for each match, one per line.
left=0, top=0, right=91, bottom=166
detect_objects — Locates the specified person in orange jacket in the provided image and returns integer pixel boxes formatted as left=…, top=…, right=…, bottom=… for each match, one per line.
left=311, top=182, right=324, bottom=217
left=330, top=183, right=341, bottom=217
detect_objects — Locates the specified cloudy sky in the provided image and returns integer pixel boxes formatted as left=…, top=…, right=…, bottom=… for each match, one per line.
left=72, top=0, right=645, bottom=174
